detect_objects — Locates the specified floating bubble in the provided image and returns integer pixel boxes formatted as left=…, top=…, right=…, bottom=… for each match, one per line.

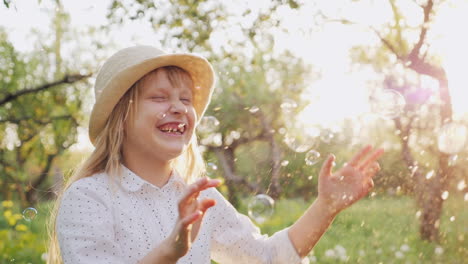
left=441, top=191, right=449, bottom=200
left=200, top=133, right=222, bottom=147
left=249, top=106, right=259, bottom=114
left=284, top=128, right=320, bottom=153
left=448, top=155, right=458, bottom=166
left=370, top=89, right=406, bottom=119
left=437, top=123, right=467, bottom=154
left=415, top=210, right=422, bottom=218
left=22, top=207, right=37, bottom=222
left=320, top=130, right=335, bottom=144
left=197, top=116, right=220, bottom=134
left=457, top=180, right=466, bottom=191
left=450, top=216, right=455, bottom=222
left=247, top=194, right=274, bottom=224
left=305, top=150, right=321, bottom=166
left=280, top=160, right=289, bottom=166
left=280, top=99, right=298, bottom=113
left=434, top=246, right=444, bottom=255
left=157, top=112, right=167, bottom=120
left=425, top=170, right=435, bottom=180
left=400, top=244, right=410, bottom=252
left=395, top=251, right=404, bottom=259
left=206, top=162, right=218, bottom=176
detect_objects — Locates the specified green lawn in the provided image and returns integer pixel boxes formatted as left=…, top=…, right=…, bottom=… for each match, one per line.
left=2, top=195, right=466, bottom=263
left=243, top=194, right=467, bottom=264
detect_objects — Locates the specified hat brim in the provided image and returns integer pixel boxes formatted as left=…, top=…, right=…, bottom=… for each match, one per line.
left=89, top=53, right=214, bottom=145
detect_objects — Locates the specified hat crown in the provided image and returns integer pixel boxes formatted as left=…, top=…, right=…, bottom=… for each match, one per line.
left=94, top=46, right=166, bottom=100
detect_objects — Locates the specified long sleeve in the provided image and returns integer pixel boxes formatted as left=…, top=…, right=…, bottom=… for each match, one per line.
left=56, top=176, right=125, bottom=264
left=203, top=189, right=309, bottom=264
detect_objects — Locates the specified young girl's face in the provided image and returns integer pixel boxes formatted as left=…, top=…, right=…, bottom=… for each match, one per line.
left=123, top=68, right=197, bottom=161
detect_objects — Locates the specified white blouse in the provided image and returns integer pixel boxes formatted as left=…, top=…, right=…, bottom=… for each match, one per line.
left=56, top=166, right=308, bottom=264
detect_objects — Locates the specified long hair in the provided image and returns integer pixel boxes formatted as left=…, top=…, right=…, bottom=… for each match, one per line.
left=46, top=66, right=206, bottom=263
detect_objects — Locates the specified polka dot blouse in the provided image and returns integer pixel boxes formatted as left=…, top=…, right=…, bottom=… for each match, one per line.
left=56, top=166, right=308, bottom=263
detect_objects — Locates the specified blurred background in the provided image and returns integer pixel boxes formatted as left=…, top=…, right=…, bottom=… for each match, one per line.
left=0, top=0, right=467, bottom=263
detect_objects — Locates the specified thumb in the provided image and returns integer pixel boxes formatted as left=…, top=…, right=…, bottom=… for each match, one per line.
left=319, top=154, right=335, bottom=178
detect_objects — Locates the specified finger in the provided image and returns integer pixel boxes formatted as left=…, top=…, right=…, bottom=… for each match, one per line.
left=363, top=162, right=380, bottom=179
left=357, top=148, right=384, bottom=171
left=348, top=145, right=373, bottom=167
left=180, top=210, right=203, bottom=227
left=367, top=178, right=374, bottom=189
left=179, top=178, right=221, bottom=206
left=319, top=154, right=335, bottom=177
left=198, top=198, right=216, bottom=214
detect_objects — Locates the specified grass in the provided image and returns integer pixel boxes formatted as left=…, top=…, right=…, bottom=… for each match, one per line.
left=239, top=194, right=467, bottom=264
left=9, top=195, right=467, bottom=263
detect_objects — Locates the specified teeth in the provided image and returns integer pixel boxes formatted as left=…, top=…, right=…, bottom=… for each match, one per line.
left=159, top=123, right=185, bottom=134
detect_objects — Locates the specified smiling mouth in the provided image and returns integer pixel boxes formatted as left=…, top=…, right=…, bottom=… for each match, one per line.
left=158, top=123, right=186, bottom=135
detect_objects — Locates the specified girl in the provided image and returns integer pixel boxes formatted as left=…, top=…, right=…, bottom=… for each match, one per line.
left=47, top=45, right=384, bottom=264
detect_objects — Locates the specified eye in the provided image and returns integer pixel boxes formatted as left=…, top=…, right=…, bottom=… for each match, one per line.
left=181, top=98, right=192, bottom=104
left=150, top=96, right=166, bottom=101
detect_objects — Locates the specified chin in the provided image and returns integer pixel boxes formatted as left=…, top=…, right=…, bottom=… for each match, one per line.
left=163, top=147, right=186, bottom=160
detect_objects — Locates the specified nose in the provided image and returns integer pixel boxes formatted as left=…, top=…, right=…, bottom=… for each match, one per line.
left=169, top=99, right=188, bottom=115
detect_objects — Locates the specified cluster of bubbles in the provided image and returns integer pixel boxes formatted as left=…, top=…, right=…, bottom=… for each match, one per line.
left=197, top=116, right=220, bottom=134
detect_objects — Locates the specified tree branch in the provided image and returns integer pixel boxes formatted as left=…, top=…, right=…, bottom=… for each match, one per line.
left=0, top=114, right=78, bottom=126
left=211, top=147, right=260, bottom=193
left=407, top=0, right=433, bottom=64
left=0, top=73, right=91, bottom=106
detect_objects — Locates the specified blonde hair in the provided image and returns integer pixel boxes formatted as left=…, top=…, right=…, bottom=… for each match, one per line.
left=46, top=66, right=206, bottom=263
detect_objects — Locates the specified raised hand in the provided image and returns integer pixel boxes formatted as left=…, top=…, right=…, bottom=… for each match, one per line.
left=165, top=177, right=221, bottom=261
left=318, top=145, right=384, bottom=214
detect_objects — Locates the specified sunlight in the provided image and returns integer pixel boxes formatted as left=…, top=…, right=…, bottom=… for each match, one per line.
left=432, top=0, right=468, bottom=117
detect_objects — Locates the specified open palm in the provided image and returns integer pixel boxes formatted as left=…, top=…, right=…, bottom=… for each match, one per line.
left=318, top=145, right=384, bottom=214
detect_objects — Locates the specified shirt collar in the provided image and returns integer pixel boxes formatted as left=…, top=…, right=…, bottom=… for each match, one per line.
left=119, top=165, right=186, bottom=192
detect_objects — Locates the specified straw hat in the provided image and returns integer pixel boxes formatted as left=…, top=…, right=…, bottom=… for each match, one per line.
left=88, top=45, right=215, bottom=145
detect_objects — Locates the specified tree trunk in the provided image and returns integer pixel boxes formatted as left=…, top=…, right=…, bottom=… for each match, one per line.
left=256, top=112, right=282, bottom=199
left=212, top=147, right=260, bottom=207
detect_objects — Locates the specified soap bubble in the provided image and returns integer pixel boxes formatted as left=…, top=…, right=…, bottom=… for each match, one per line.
left=283, top=133, right=317, bottom=153
left=441, top=191, right=449, bottom=200
left=320, top=130, right=335, bottom=144
left=370, top=89, right=406, bottom=119
left=280, top=99, right=298, bottom=113
left=437, top=123, right=467, bottom=154
left=249, top=106, right=260, bottom=113
left=448, top=155, right=458, bottom=166
left=197, top=116, right=220, bottom=134
left=22, top=207, right=37, bottom=222
left=247, top=194, right=274, bottom=224
left=157, top=112, right=167, bottom=120
left=305, top=150, right=321, bottom=166
left=206, top=162, right=218, bottom=176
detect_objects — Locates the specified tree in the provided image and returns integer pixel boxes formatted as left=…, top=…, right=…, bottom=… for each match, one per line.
left=0, top=2, right=91, bottom=205
left=320, top=0, right=460, bottom=242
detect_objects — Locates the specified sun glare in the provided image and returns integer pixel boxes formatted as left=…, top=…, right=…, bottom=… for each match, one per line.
left=432, top=0, right=468, bottom=117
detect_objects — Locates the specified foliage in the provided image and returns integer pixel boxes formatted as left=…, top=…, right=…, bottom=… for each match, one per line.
left=0, top=28, right=84, bottom=205
left=0, top=200, right=47, bottom=263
